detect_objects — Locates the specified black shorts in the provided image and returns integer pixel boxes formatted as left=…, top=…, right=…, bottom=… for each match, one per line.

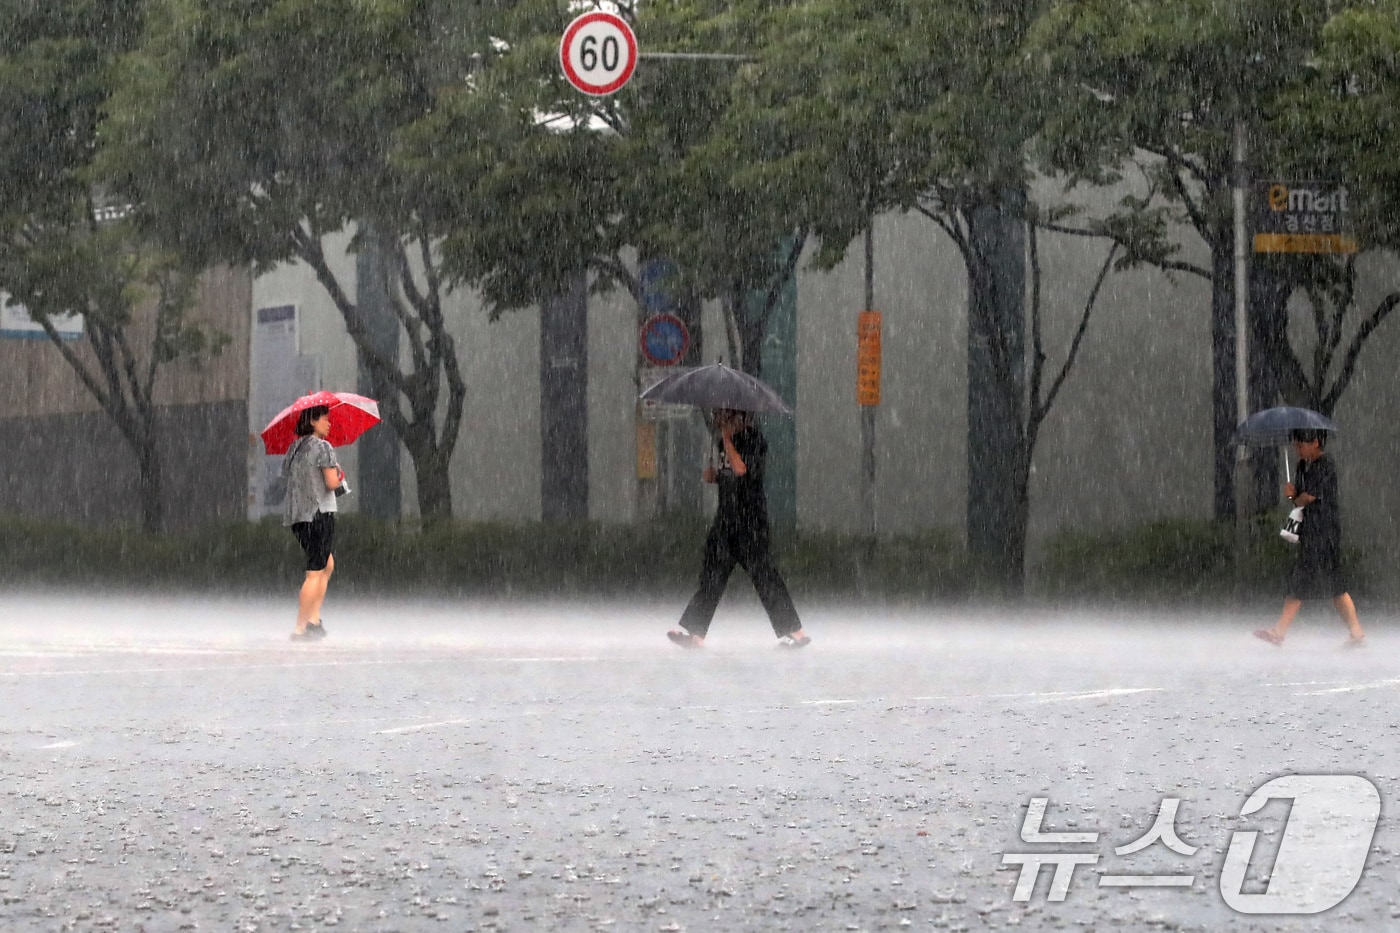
left=1287, top=542, right=1347, bottom=600
left=291, top=512, right=335, bottom=572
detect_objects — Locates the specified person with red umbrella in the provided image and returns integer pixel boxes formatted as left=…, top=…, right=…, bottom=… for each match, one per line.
left=281, top=405, right=344, bottom=640
left=263, top=390, right=379, bottom=642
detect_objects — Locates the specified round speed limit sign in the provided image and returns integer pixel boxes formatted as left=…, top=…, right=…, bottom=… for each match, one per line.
left=560, top=11, right=638, bottom=96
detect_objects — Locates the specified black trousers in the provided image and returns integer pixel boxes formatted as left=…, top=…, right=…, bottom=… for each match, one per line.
left=678, top=524, right=801, bottom=639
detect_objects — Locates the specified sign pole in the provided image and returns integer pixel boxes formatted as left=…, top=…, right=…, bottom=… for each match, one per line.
left=1233, top=116, right=1251, bottom=596
left=858, top=227, right=880, bottom=547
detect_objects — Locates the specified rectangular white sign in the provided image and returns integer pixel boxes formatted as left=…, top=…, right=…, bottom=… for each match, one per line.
left=0, top=294, right=84, bottom=340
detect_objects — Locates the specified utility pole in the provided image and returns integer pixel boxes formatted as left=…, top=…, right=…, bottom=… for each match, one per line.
left=1233, top=116, right=1251, bottom=595
left=857, top=226, right=881, bottom=548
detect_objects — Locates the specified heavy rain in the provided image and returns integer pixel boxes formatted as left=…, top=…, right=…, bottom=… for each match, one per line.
left=3, top=1, right=1400, bottom=930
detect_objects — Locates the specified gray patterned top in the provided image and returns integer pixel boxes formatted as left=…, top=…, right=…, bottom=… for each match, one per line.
left=281, top=436, right=339, bottom=526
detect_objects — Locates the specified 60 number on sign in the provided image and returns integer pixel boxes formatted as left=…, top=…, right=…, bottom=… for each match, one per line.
left=560, top=12, right=638, bottom=96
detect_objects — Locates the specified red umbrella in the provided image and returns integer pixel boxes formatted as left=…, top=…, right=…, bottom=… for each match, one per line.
left=260, top=390, right=381, bottom=455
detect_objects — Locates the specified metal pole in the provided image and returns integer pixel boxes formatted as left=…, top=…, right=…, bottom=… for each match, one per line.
left=861, top=226, right=877, bottom=540
left=1234, top=120, right=1249, bottom=452
left=1233, top=116, right=1251, bottom=592
left=637, top=52, right=755, bottom=61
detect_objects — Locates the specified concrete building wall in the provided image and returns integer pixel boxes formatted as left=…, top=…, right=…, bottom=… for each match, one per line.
left=0, top=266, right=251, bottom=529
left=238, top=206, right=1400, bottom=599
left=6, top=201, right=1395, bottom=596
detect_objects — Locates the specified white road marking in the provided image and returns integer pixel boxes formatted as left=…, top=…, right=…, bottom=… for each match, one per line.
left=1298, top=678, right=1400, bottom=696
left=494, top=657, right=603, bottom=663
left=374, top=719, right=473, bottom=735
left=37, top=740, right=77, bottom=749
left=909, top=688, right=1163, bottom=703
left=0, top=655, right=605, bottom=678
left=796, top=688, right=1167, bottom=707
left=1034, top=688, right=1163, bottom=704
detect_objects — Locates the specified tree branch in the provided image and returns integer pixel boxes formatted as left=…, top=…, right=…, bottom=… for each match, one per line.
left=1040, top=243, right=1119, bottom=421
left=587, top=254, right=644, bottom=308
left=291, top=226, right=411, bottom=394
left=1322, top=292, right=1400, bottom=415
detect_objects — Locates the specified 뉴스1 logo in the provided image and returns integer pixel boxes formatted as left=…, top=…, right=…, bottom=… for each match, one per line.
left=1001, top=774, right=1380, bottom=915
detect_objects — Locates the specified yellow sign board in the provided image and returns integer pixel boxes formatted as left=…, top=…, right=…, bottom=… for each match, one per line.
left=1253, top=233, right=1358, bottom=254
left=636, top=420, right=657, bottom=479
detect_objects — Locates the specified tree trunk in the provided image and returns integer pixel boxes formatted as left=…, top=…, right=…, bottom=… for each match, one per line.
left=411, top=446, right=454, bottom=525
left=1007, top=451, right=1032, bottom=597
left=1249, top=260, right=1292, bottom=512
left=135, top=430, right=163, bottom=534
left=540, top=270, right=589, bottom=523
left=965, top=197, right=1026, bottom=592
left=735, top=283, right=767, bottom=379
left=1209, top=238, right=1237, bottom=521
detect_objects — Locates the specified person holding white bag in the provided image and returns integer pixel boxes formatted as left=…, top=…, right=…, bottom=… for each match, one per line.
left=1254, top=429, right=1365, bottom=648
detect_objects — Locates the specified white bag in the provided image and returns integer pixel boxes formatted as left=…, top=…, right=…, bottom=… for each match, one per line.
left=1279, top=506, right=1304, bottom=544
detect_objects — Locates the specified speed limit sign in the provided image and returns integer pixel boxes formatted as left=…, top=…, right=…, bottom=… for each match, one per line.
left=559, top=11, right=638, bottom=96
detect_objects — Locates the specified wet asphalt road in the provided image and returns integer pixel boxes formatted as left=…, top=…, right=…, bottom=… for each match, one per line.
left=0, top=594, right=1396, bottom=931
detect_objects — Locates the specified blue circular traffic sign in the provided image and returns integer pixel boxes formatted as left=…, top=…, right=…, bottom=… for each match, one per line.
left=639, top=314, right=690, bottom=366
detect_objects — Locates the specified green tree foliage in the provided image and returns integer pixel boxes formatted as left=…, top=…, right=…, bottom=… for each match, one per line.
left=1030, top=0, right=1400, bottom=508
left=402, top=0, right=819, bottom=375
left=101, top=0, right=498, bottom=522
left=734, top=0, right=1117, bottom=589
left=1253, top=0, right=1400, bottom=416
left=0, top=0, right=223, bottom=533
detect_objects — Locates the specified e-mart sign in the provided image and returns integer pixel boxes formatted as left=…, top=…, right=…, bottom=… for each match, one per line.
left=1253, top=182, right=1358, bottom=254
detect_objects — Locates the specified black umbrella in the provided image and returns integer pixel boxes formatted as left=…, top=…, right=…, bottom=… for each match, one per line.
left=1234, top=406, right=1337, bottom=483
left=639, top=362, right=794, bottom=415
left=1234, top=406, right=1337, bottom=446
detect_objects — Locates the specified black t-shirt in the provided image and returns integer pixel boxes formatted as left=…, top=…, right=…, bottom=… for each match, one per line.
left=1296, top=454, right=1340, bottom=546
left=715, top=426, right=768, bottom=533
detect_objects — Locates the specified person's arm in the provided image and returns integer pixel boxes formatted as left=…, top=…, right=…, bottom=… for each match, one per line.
left=1289, top=474, right=1316, bottom=507
left=314, top=440, right=343, bottom=490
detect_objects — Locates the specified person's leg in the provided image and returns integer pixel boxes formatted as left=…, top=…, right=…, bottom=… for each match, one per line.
left=735, top=536, right=804, bottom=640
left=296, top=568, right=328, bottom=632
left=1334, top=592, right=1364, bottom=642
left=674, top=529, right=736, bottom=643
left=1258, top=551, right=1314, bottom=645
left=309, top=553, right=335, bottom=624
left=292, top=515, right=334, bottom=637
left=1255, top=599, right=1301, bottom=645
left=306, top=515, right=336, bottom=636
left=1273, top=597, right=1303, bottom=639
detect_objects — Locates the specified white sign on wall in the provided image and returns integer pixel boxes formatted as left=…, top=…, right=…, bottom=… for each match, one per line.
left=0, top=294, right=84, bottom=340
left=247, top=303, right=320, bottom=519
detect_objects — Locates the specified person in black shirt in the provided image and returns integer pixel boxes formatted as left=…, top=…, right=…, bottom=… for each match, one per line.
left=1254, top=429, right=1365, bottom=647
left=667, top=409, right=810, bottom=649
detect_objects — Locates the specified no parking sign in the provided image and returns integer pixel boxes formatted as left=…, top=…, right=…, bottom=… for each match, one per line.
left=639, top=313, right=689, bottom=366
left=559, top=12, right=638, bottom=96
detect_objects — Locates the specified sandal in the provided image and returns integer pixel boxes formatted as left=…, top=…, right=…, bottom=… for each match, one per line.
left=667, top=630, right=704, bottom=649
left=1252, top=628, right=1284, bottom=647
left=1343, top=636, right=1367, bottom=649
